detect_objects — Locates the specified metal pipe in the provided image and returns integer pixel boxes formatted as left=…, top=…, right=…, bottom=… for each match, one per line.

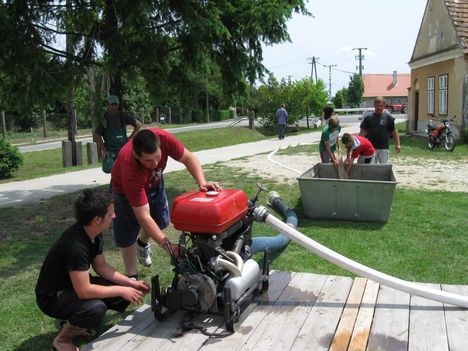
left=216, top=251, right=243, bottom=277
left=253, top=206, right=468, bottom=309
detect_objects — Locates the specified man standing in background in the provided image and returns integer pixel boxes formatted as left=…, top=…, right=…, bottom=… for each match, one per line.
left=276, top=103, right=288, bottom=140
left=360, top=96, right=401, bottom=163
left=95, top=95, right=142, bottom=173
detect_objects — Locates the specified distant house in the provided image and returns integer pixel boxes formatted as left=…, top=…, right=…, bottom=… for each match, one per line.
left=408, top=0, right=468, bottom=140
left=362, top=72, right=411, bottom=109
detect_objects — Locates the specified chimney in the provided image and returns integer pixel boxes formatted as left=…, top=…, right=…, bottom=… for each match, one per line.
left=392, top=70, right=398, bottom=87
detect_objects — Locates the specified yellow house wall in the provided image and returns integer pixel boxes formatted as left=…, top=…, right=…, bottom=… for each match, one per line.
left=409, top=58, right=465, bottom=139
left=412, top=0, right=459, bottom=59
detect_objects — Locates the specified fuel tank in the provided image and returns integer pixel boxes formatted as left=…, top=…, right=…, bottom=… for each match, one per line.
left=171, top=189, right=248, bottom=234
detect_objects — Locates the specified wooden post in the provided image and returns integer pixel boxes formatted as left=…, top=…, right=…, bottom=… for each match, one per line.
left=74, top=141, right=83, bottom=166
left=62, top=140, right=73, bottom=167
left=1, top=111, right=6, bottom=138
left=86, top=142, right=98, bottom=164
left=156, top=107, right=160, bottom=124
left=169, top=107, right=172, bottom=124
left=140, top=107, right=144, bottom=126
left=43, top=110, right=47, bottom=138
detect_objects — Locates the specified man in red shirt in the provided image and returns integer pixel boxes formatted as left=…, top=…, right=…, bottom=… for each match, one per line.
left=111, top=128, right=221, bottom=278
left=341, top=133, right=375, bottom=179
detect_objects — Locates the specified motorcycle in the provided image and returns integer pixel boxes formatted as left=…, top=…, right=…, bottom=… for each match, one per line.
left=425, top=114, right=456, bottom=152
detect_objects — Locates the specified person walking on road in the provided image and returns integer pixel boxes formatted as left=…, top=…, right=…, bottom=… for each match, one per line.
left=276, top=103, right=288, bottom=140
left=111, top=128, right=221, bottom=278
left=95, top=95, right=142, bottom=173
left=35, top=188, right=149, bottom=351
left=360, top=96, right=401, bottom=164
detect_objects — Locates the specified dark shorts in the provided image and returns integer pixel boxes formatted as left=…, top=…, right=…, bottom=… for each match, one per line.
left=112, top=178, right=170, bottom=248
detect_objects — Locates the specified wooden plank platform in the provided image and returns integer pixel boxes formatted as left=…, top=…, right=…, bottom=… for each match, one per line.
left=83, top=271, right=468, bottom=351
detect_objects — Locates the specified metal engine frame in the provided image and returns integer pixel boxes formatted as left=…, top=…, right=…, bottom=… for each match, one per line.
left=151, top=185, right=270, bottom=332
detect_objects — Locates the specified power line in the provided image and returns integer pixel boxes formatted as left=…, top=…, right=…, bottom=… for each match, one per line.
left=267, top=59, right=307, bottom=70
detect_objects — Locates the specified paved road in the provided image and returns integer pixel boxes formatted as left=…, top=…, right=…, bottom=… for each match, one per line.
left=1, top=122, right=365, bottom=207
left=17, top=120, right=238, bottom=153
left=19, top=114, right=399, bottom=153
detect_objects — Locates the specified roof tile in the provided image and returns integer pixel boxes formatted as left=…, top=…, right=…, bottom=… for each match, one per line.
left=363, top=73, right=411, bottom=98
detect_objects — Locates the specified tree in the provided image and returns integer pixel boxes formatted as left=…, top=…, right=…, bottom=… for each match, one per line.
left=251, top=76, right=328, bottom=128
left=0, top=1, right=310, bottom=130
left=347, top=74, right=364, bottom=107
left=333, top=88, right=348, bottom=108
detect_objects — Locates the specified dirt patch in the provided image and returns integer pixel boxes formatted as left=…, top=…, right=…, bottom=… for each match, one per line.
left=226, top=153, right=468, bottom=192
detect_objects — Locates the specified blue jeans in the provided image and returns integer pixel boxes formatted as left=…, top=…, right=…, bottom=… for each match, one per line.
left=278, top=124, right=286, bottom=139
left=113, top=178, right=170, bottom=248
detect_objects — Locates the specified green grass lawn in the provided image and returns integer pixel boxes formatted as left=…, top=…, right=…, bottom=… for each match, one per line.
left=1, top=163, right=468, bottom=350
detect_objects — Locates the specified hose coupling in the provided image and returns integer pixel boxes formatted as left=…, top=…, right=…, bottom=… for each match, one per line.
left=253, top=206, right=270, bottom=223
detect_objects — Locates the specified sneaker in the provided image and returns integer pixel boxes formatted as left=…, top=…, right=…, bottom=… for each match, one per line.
left=137, top=242, right=152, bottom=267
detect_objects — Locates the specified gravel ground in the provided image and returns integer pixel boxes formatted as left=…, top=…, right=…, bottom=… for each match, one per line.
left=226, top=152, right=468, bottom=192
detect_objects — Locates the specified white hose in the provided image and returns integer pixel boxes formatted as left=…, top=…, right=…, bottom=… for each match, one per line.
left=254, top=206, right=468, bottom=308
left=267, top=147, right=302, bottom=174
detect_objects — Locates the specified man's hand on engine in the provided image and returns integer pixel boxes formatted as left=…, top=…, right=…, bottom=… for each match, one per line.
left=199, top=182, right=222, bottom=192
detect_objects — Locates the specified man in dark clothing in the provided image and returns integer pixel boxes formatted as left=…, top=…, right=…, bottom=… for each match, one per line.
left=35, top=189, right=149, bottom=351
left=360, top=96, right=401, bottom=163
left=276, top=103, right=288, bottom=139
left=321, top=101, right=334, bottom=125
left=95, top=95, right=142, bottom=173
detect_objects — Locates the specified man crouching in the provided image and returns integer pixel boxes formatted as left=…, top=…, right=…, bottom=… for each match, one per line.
left=35, top=188, right=149, bottom=351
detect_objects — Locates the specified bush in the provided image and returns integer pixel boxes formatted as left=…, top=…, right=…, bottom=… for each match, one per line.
left=0, top=139, right=23, bottom=179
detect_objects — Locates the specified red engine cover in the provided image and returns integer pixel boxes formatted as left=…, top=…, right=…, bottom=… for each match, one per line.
left=171, top=189, right=248, bottom=234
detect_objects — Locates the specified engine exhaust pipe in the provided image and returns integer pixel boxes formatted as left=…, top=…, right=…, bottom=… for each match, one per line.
left=216, top=251, right=243, bottom=277
left=253, top=206, right=468, bottom=309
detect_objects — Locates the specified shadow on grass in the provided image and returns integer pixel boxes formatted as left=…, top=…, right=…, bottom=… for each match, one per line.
left=16, top=331, right=58, bottom=351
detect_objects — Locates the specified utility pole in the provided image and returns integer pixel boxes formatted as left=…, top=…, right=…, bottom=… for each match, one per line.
left=353, top=47, right=367, bottom=76
left=307, top=57, right=319, bottom=82
left=323, top=64, right=337, bottom=99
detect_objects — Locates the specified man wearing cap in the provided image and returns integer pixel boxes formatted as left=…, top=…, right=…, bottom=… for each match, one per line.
left=95, top=95, right=142, bottom=173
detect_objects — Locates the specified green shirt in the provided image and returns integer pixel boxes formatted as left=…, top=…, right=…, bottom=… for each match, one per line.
left=319, top=125, right=341, bottom=152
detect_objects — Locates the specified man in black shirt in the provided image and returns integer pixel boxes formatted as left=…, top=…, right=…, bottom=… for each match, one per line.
left=360, top=96, right=401, bottom=163
left=321, top=101, right=334, bottom=125
left=35, top=189, right=149, bottom=351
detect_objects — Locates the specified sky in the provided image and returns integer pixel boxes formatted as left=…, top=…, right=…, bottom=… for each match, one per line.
left=261, top=0, right=428, bottom=95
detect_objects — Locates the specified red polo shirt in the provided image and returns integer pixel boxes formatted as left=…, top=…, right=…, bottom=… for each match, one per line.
left=351, top=135, right=375, bottom=159
left=111, top=128, right=185, bottom=207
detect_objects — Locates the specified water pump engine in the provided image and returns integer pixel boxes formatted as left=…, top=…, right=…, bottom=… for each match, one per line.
left=151, top=187, right=269, bottom=331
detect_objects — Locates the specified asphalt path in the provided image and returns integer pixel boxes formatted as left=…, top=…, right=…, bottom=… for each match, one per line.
left=17, top=114, right=386, bottom=153
left=15, top=113, right=407, bottom=154
left=17, top=120, right=238, bottom=153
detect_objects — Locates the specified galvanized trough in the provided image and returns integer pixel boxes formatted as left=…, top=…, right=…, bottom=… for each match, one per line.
left=297, top=163, right=397, bottom=222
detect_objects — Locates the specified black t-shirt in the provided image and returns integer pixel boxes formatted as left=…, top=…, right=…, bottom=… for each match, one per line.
left=94, top=111, right=137, bottom=136
left=35, top=223, right=103, bottom=298
left=360, top=112, right=395, bottom=149
left=322, top=106, right=334, bottom=120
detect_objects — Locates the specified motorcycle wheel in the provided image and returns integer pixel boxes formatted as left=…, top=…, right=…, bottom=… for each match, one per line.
left=444, top=134, right=456, bottom=152
left=427, top=135, right=436, bottom=149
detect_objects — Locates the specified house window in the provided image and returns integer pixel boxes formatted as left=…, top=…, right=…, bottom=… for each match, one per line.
left=439, top=74, right=448, bottom=115
left=427, top=77, right=435, bottom=114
